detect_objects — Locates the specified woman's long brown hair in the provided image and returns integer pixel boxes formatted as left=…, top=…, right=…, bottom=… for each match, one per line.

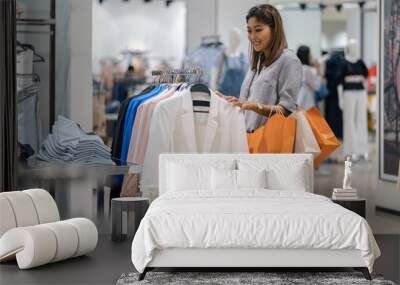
left=246, top=4, right=288, bottom=71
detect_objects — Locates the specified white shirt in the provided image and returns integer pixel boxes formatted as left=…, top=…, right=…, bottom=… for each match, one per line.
left=141, top=88, right=249, bottom=196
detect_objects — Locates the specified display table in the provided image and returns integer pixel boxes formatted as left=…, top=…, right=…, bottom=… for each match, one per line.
left=17, top=158, right=141, bottom=234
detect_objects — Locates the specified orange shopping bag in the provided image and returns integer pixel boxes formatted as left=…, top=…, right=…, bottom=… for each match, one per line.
left=260, top=113, right=296, bottom=153
left=247, top=125, right=265, bottom=153
left=248, top=108, right=296, bottom=153
left=304, top=107, right=340, bottom=167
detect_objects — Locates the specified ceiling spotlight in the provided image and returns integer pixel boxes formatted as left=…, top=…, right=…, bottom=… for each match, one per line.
left=319, top=4, right=326, bottom=11
left=359, top=1, right=366, bottom=8
left=335, top=4, right=343, bottom=12
left=99, top=0, right=104, bottom=4
left=166, top=0, right=173, bottom=7
left=299, top=3, right=307, bottom=10
left=144, top=0, right=151, bottom=2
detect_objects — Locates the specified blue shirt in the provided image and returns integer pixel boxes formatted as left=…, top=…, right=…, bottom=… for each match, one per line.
left=120, top=85, right=166, bottom=161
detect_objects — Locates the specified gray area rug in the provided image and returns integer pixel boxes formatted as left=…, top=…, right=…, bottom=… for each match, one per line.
left=116, top=271, right=396, bottom=285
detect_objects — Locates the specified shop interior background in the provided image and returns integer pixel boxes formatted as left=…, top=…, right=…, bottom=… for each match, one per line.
left=14, top=0, right=399, bottom=220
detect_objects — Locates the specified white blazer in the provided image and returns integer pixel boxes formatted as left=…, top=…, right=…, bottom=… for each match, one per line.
left=141, top=89, right=249, bottom=195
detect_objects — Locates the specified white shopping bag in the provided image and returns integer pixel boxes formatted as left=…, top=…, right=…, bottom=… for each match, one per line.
left=291, top=110, right=321, bottom=157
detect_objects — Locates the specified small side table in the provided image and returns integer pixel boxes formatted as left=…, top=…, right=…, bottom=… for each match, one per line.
left=332, top=198, right=366, bottom=218
left=111, top=197, right=149, bottom=242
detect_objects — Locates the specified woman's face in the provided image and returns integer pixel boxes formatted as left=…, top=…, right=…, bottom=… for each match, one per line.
left=247, top=17, right=272, bottom=52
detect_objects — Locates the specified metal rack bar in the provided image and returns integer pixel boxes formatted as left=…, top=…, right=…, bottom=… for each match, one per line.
left=16, top=18, right=56, bottom=26
left=16, top=30, right=54, bottom=35
left=151, top=69, right=198, bottom=76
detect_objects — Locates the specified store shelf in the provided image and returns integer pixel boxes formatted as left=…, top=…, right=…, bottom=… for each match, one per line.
left=18, top=158, right=141, bottom=179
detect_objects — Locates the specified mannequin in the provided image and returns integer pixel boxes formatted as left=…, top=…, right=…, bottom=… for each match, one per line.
left=210, top=28, right=242, bottom=89
left=338, top=39, right=369, bottom=160
left=212, top=27, right=248, bottom=97
left=226, top=27, right=242, bottom=57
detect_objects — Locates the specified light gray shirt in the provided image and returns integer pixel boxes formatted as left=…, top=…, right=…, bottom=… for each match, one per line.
left=297, top=65, right=321, bottom=111
left=239, top=49, right=302, bottom=131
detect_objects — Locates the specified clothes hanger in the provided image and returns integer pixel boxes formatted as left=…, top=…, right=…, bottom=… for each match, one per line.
left=17, top=41, right=45, bottom=63
left=190, top=83, right=210, bottom=95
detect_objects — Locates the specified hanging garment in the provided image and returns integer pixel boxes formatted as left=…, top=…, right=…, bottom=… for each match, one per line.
left=121, top=87, right=179, bottom=196
left=342, top=90, right=369, bottom=156
left=111, top=85, right=155, bottom=160
left=325, top=52, right=346, bottom=139
left=218, top=53, right=248, bottom=98
left=126, top=86, right=177, bottom=164
left=120, top=85, right=166, bottom=161
left=111, top=85, right=157, bottom=198
left=16, top=48, right=34, bottom=75
left=297, top=65, right=321, bottom=111
left=183, top=45, right=225, bottom=85
left=17, top=76, right=41, bottom=151
left=141, top=89, right=249, bottom=194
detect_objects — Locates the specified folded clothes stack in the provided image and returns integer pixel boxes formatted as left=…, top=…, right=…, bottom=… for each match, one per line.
left=332, top=188, right=358, bottom=200
left=37, top=116, right=114, bottom=165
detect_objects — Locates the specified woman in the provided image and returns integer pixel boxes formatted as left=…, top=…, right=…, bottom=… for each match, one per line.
left=217, top=4, right=302, bottom=132
left=296, top=45, right=322, bottom=110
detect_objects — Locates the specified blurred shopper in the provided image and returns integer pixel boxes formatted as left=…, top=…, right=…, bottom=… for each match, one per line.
left=296, top=45, right=322, bottom=110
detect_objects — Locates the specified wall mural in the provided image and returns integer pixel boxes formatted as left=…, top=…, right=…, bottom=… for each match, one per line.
left=380, top=0, right=400, bottom=182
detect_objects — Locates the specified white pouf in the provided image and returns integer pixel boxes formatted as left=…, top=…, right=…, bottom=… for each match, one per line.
left=0, top=189, right=98, bottom=269
left=0, top=196, right=17, bottom=237
left=0, top=219, right=98, bottom=269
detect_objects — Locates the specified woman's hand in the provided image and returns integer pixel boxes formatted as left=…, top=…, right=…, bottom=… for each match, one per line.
left=229, top=99, right=258, bottom=112
left=215, top=90, right=258, bottom=112
left=214, top=90, right=236, bottom=101
left=240, top=102, right=258, bottom=111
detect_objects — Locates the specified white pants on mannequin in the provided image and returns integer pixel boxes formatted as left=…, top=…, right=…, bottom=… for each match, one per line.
left=343, top=90, right=369, bottom=156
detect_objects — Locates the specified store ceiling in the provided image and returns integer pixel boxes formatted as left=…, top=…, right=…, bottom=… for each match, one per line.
left=269, top=0, right=376, bottom=4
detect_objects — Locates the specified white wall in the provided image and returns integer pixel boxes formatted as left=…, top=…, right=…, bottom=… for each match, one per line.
left=186, top=1, right=321, bottom=58
left=69, top=0, right=93, bottom=131
left=216, top=0, right=266, bottom=55
left=280, top=8, right=321, bottom=57
left=186, top=0, right=218, bottom=53
left=321, top=20, right=347, bottom=50
left=92, top=0, right=186, bottom=71
left=364, top=10, right=378, bottom=66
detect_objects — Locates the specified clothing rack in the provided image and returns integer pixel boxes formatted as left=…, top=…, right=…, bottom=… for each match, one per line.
left=151, top=68, right=199, bottom=76
left=151, top=68, right=202, bottom=83
left=16, top=73, right=41, bottom=151
left=16, top=0, right=56, bottom=131
left=150, top=68, right=210, bottom=113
